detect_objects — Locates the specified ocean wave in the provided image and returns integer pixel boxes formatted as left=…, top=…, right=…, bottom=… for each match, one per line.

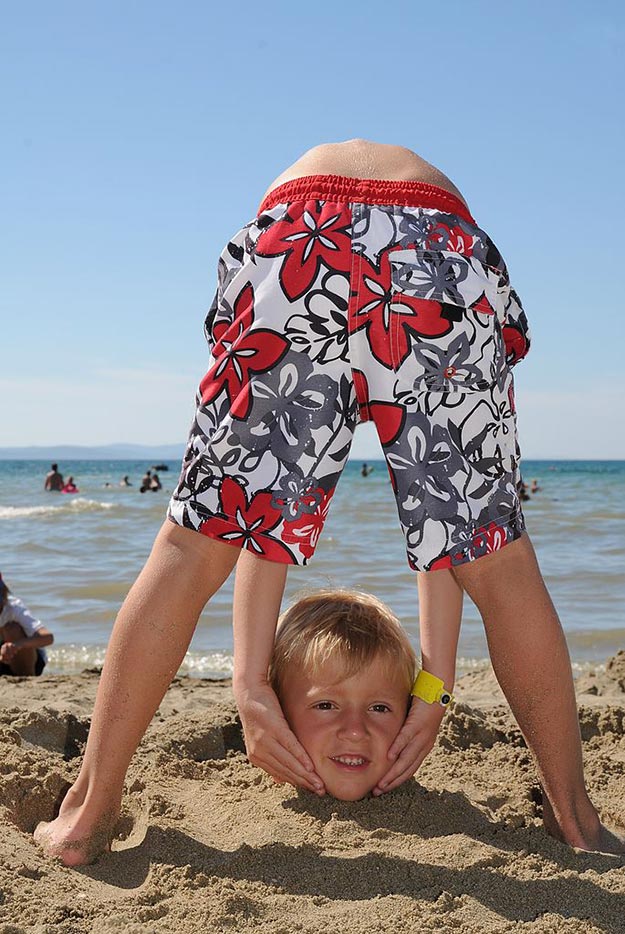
left=567, top=629, right=625, bottom=649
left=178, top=652, right=234, bottom=677
left=454, top=656, right=601, bottom=675
left=45, top=645, right=234, bottom=678
left=47, top=644, right=108, bottom=672
left=0, top=498, right=116, bottom=520
left=43, top=647, right=603, bottom=679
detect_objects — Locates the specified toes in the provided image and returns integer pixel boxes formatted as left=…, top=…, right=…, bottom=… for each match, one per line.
left=33, top=818, right=99, bottom=867
left=33, top=820, right=52, bottom=849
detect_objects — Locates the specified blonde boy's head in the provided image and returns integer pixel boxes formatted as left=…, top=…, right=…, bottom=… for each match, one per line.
left=269, top=589, right=416, bottom=697
left=270, top=590, right=416, bottom=801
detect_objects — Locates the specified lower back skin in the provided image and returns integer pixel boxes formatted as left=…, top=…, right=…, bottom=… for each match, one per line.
left=262, top=138, right=468, bottom=206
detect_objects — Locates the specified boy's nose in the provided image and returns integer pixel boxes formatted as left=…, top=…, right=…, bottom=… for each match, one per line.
left=336, top=710, right=368, bottom=740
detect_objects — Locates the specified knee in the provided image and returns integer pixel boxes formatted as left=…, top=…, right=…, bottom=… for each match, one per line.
left=2, top=622, right=26, bottom=642
left=452, top=533, right=543, bottom=611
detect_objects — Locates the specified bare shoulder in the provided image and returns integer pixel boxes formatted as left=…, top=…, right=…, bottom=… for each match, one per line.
left=261, top=139, right=467, bottom=206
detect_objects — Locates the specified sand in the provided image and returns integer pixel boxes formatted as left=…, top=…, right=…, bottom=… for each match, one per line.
left=1, top=656, right=624, bottom=934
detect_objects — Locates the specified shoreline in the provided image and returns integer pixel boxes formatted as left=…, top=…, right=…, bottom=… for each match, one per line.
left=1, top=654, right=624, bottom=932
left=38, top=646, right=617, bottom=681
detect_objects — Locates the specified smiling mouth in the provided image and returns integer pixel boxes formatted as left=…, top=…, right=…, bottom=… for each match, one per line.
left=330, top=755, right=370, bottom=769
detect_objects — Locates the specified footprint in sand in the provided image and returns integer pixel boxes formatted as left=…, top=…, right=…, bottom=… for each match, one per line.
left=110, top=782, right=151, bottom=853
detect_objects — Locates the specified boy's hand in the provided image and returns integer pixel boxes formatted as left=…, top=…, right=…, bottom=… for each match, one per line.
left=0, top=641, right=18, bottom=663
left=372, top=698, right=446, bottom=796
left=234, top=683, right=326, bottom=796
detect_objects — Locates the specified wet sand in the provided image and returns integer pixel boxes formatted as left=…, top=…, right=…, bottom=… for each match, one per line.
left=1, top=655, right=624, bottom=933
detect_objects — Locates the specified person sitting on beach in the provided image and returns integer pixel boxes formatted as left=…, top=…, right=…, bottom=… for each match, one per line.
left=61, top=476, right=79, bottom=494
left=35, top=139, right=624, bottom=865
left=268, top=589, right=446, bottom=801
left=0, top=574, right=54, bottom=677
left=44, top=463, right=64, bottom=492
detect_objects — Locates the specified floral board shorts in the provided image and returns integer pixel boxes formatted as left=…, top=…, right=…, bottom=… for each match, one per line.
left=168, top=174, right=531, bottom=571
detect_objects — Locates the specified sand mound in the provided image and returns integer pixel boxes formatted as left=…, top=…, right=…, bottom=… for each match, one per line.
left=0, top=659, right=623, bottom=933
left=576, top=650, right=625, bottom=699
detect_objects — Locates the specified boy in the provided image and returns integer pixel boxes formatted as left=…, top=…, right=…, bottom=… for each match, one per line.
left=269, top=588, right=454, bottom=802
left=36, top=140, right=624, bottom=864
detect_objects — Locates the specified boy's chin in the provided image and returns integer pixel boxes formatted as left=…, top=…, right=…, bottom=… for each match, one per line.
left=322, top=778, right=377, bottom=802
left=330, top=787, right=374, bottom=802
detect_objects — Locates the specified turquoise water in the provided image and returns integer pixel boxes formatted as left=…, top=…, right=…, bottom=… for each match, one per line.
left=0, top=458, right=623, bottom=675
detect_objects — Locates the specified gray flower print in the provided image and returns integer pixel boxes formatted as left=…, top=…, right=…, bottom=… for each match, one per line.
left=393, top=252, right=469, bottom=305
left=396, top=210, right=452, bottom=250
left=271, top=471, right=323, bottom=521
left=413, top=332, right=488, bottom=392
left=386, top=414, right=466, bottom=529
left=232, top=350, right=338, bottom=466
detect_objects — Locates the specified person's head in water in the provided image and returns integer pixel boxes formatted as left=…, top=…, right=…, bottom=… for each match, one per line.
left=269, top=590, right=416, bottom=801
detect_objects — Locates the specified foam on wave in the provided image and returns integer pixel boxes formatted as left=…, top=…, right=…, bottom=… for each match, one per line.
left=45, top=645, right=234, bottom=678
left=0, top=498, right=116, bottom=520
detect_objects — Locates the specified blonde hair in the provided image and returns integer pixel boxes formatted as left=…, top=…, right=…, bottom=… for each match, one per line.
left=269, top=589, right=416, bottom=697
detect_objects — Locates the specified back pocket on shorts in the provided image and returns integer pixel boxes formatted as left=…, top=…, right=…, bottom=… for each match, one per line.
left=388, top=248, right=505, bottom=392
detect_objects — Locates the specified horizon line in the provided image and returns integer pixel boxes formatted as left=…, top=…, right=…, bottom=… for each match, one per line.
left=1, top=445, right=624, bottom=464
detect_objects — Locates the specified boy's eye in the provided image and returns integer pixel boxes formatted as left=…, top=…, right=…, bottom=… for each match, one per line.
left=313, top=701, right=336, bottom=710
left=370, top=704, right=391, bottom=713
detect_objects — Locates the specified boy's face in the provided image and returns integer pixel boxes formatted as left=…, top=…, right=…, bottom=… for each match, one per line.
left=280, top=655, right=409, bottom=801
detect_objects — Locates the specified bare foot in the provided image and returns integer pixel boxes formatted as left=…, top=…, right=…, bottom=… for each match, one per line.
left=34, top=801, right=117, bottom=867
left=542, top=793, right=625, bottom=857
left=571, top=824, right=625, bottom=858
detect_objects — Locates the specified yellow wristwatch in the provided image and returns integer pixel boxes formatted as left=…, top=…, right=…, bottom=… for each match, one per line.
left=411, top=670, right=454, bottom=709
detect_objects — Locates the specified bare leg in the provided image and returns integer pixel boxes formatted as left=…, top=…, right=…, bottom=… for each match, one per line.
left=34, top=522, right=239, bottom=865
left=452, top=532, right=625, bottom=855
left=7, top=649, right=37, bottom=675
left=1, top=622, right=38, bottom=675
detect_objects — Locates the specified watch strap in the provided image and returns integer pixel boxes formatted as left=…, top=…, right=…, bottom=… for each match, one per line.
left=411, top=670, right=454, bottom=708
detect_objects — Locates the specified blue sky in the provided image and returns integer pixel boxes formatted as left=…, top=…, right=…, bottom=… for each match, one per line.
left=2, top=0, right=624, bottom=458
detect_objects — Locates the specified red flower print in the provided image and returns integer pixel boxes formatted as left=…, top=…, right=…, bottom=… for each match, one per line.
left=351, top=251, right=452, bottom=369
left=472, top=521, right=508, bottom=557
left=255, top=201, right=352, bottom=302
left=352, top=368, right=371, bottom=420
left=199, top=477, right=294, bottom=562
left=503, top=323, right=528, bottom=366
left=426, top=553, right=453, bottom=571
left=424, top=222, right=473, bottom=254
left=200, top=283, right=289, bottom=420
left=282, top=489, right=334, bottom=560
left=370, top=402, right=406, bottom=447
left=429, top=520, right=509, bottom=572
left=471, top=293, right=496, bottom=316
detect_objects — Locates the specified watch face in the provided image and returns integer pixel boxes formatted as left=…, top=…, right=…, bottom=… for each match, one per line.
left=440, top=692, right=452, bottom=706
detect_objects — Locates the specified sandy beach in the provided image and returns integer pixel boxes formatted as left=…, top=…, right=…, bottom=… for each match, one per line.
left=1, top=656, right=624, bottom=934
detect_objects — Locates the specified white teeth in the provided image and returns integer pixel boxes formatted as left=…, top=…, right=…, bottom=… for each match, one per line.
left=332, top=756, right=366, bottom=766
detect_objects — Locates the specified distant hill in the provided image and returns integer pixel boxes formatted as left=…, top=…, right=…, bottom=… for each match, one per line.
left=0, top=443, right=186, bottom=460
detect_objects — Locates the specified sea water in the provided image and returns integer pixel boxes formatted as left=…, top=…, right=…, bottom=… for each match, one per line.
left=0, top=459, right=623, bottom=676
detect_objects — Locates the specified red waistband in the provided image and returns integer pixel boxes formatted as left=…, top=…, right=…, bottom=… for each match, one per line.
left=258, top=173, right=475, bottom=223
